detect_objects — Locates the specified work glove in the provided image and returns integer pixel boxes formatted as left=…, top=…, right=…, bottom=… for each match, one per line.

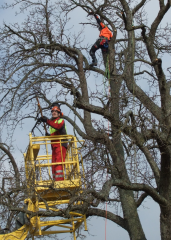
left=87, top=11, right=94, bottom=17
left=39, top=116, right=48, bottom=123
left=45, top=132, right=50, bottom=136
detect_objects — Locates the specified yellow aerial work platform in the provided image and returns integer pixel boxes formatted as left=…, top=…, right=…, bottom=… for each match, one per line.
left=0, top=134, right=87, bottom=240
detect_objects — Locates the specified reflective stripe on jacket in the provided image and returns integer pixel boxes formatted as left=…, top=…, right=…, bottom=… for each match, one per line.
left=47, top=117, right=67, bottom=148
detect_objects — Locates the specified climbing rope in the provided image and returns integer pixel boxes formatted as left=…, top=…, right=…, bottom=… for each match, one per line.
left=131, top=10, right=138, bottom=197
left=105, top=198, right=108, bottom=240
left=105, top=53, right=110, bottom=240
left=132, top=81, right=138, bottom=198
left=105, top=55, right=110, bottom=82
left=103, top=54, right=110, bottom=97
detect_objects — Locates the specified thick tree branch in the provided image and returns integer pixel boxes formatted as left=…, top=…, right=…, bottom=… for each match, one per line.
left=132, top=0, right=147, bottom=15
left=137, top=146, right=160, bottom=187
left=0, top=144, right=20, bottom=187
left=150, top=2, right=170, bottom=41
left=87, top=208, right=128, bottom=230
left=136, top=192, right=148, bottom=208
left=124, top=75, right=163, bottom=123
left=112, top=179, right=167, bottom=205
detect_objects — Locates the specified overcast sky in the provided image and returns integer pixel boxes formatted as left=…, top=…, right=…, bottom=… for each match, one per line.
left=0, top=0, right=171, bottom=239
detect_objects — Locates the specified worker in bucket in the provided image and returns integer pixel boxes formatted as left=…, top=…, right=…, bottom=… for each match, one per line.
left=39, top=103, right=67, bottom=181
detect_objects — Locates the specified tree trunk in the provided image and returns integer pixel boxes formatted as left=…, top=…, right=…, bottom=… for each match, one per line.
left=105, top=44, right=147, bottom=239
left=160, top=205, right=171, bottom=240
left=120, top=189, right=146, bottom=240
left=160, top=146, right=171, bottom=240
left=114, top=139, right=147, bottom=240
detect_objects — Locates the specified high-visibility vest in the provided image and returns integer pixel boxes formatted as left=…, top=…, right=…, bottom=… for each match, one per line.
left=49, top=118, right=67, bottom=148
left=49, top=118, right=67, bottom=135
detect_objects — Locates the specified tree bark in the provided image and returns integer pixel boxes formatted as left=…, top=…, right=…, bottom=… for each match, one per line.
left=159, top=146, right=171, bottom=240
left=102, top=44, right=147, bottom=239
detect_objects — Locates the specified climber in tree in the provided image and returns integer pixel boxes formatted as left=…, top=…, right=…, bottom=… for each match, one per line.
left=88, top=12, right=113, bottom=67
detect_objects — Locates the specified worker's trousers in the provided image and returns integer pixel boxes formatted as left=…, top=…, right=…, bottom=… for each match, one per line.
left=52, top=146, right=66, bottom=181
left=89, top=37, right=108, bottom=60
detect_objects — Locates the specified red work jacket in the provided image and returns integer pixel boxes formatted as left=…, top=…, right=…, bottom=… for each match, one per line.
left=47, top=117, right=67, bottom=148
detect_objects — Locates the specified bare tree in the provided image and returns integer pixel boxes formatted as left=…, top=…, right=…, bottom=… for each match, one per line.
left=0, top=0, right=171, bottom=239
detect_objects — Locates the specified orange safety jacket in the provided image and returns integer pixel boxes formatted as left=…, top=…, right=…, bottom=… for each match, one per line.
left=95, top=15, right=113, bottom=40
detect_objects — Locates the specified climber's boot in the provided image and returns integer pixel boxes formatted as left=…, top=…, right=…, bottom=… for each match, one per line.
left=90, top=57, right=97, bottom=67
